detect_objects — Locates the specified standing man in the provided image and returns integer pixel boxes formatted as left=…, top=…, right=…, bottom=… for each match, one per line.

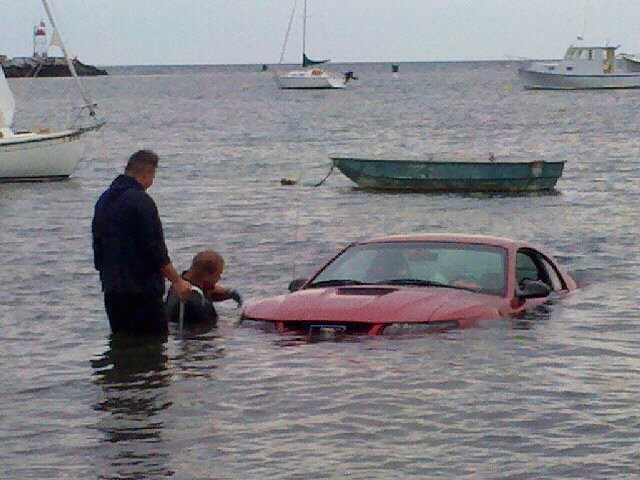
left=92, top=150, right=192, bottom=335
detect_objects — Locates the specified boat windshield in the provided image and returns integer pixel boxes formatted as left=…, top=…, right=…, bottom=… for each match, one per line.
left=308, top=241, right=508, bottom=295
left=565, top=47, right=610, bottom=61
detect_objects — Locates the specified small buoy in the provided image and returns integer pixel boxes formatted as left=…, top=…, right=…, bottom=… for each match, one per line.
left=281, top=178, right=297, bottom=186
left=391, top=64, right=399, bottom=73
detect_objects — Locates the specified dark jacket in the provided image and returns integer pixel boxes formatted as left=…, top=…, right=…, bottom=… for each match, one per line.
left=92, top=174, right=170, bottom=295
left=165, top=285, right=218, bottom=327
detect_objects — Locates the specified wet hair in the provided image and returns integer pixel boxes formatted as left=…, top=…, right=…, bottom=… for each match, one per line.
left=191, top=251, right=224, bottom=275
left=125, top=150, right=159, bottom=176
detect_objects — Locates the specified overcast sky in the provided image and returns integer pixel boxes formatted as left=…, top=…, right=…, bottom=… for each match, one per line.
left=2, top=1, right=639, bottom=66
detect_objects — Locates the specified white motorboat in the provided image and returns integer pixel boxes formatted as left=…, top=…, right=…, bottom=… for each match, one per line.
left=0, top=0, right=103, bottom=182
left=518, top=44, right=640, bottom=90
left=273, top=0, right=354, bottom=90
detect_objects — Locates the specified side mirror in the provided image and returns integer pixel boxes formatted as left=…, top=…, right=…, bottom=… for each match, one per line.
left=515, top=279, right=551, bottom=300
left=288, top=278, right=308, bottom=292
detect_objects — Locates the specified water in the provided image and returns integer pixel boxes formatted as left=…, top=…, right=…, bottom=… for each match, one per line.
left=1, top=62, right=639, bottom=479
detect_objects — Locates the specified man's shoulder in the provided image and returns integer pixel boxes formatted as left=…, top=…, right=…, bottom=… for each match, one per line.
left=120, top=187, right=156, bottom=213
left=166, top=289, right=218, bottom=325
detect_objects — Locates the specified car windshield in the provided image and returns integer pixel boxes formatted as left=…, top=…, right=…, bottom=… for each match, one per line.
left=308, top=241, right=507, bottom=295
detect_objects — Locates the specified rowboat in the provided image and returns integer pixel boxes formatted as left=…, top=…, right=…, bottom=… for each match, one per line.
left=330, top=155, right=565, bottom=193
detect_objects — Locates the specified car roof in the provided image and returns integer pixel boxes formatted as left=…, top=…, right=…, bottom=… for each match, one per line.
left=359, top=233, right=528, bottom=250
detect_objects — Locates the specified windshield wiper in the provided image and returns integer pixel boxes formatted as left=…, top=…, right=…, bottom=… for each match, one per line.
left=307, top=279, right=366, bottom=288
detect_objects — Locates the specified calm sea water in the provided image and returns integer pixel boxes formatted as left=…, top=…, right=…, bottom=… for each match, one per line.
left=1, top=62, right=639, bottom=479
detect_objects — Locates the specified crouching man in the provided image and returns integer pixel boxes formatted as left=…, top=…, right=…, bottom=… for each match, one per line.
left=165, top=250, right=242, bottom=327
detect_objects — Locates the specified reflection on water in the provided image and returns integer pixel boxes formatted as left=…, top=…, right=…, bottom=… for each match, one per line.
left=171, top=327, right=226, bottom=380
left=172, top=317, right=218, bottom=339
left=90, top=334, right=172, bottom=479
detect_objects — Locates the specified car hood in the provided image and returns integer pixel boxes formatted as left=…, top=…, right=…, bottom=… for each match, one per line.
left=242, top=285, right=502, bottom=324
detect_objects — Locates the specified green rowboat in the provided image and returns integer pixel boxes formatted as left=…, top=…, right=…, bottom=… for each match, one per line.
left=330, top=155, right=565, bottom=193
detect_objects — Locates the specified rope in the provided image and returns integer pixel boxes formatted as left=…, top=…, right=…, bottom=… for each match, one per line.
left=41, top=0, right=98, bottom=118
left=177, top=285, right=204, bottom=337
left=177, top=301, right=186, bottom=337
left=313, top=163, right=334, bottom=187
left=278, top=0, right=298, bottom=65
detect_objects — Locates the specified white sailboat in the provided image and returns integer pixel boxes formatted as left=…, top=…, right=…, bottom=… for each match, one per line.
left=0, top=0, right=104, bottom=182
left=273, top=0, right=355, bottom=89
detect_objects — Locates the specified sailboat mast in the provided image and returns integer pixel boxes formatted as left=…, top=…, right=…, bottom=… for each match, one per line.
left=40, top=0, right=96, bottom=116
left=302, top=0, right=307, bottom=59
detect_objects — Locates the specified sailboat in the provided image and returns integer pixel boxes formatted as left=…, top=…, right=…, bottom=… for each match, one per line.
left=0, top=0, right=104, bottom=182
left=273, top=0, right=355, bottom=89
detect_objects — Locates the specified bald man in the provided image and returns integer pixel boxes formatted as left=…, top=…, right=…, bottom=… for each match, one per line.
left=165, top=250, right=242, bottom=327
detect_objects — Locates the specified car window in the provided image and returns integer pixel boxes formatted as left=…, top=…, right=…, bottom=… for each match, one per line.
left=311, top=241, right=507, bottom=295
left=315, top=248, right=377, bottom=281
left=516, top=252, right=539, bottom=283
left=516, top=249, right=565, bottom=291
left=538, top=256, right=565, bottom=290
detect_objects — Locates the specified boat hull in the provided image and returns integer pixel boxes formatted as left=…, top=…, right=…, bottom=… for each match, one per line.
left=331, top=156, right=565, bottom=192
left=274, top=72, right=345, bottom=89
left=0, top=130, right=83, bottom=182
left=518, top=68, right=640, bottom=90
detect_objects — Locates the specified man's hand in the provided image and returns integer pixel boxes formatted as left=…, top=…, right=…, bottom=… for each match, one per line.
left=228, top=288, right=243, bottom=308
left=172, top=278, right=193, bottom=302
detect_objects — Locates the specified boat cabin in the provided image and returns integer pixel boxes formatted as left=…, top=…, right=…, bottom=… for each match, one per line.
left=559, top=46, right=618, bottom=74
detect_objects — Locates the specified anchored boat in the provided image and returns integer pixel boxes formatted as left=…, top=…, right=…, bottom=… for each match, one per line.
left=273, top=0, right=355, bottom=89
left=518, top=44, right=640, bottom=90
left=0, top=0, right=104, bottom=182
left=330, top=155, right=565, bottom=193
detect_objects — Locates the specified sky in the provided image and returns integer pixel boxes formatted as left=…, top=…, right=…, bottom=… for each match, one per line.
left=1, top=1, right=640, bottom=66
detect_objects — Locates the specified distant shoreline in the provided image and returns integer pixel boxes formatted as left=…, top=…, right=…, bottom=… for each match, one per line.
left=100, top=59, right=531, bottom=69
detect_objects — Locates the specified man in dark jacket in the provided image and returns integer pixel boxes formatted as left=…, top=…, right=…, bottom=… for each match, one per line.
left=92, top=150, right=191, bottom=335
left=165, top=250, right=243, bottom=328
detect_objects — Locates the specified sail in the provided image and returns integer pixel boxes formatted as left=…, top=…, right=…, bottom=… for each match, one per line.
left=0, top=67, right=16, bottom=129
left=302, top=53, right=328, bottom=67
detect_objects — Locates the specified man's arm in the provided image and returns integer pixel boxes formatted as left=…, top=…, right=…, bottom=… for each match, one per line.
left=206, top=284, right=243, bottom=307
left=161, top=263, right=192, bottom=301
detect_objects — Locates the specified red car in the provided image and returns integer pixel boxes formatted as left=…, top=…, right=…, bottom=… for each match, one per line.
left=241, top=234, right=577, bottom=336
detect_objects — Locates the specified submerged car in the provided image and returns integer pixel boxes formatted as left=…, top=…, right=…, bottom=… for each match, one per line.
left=241, top=234, right=577, bottom=336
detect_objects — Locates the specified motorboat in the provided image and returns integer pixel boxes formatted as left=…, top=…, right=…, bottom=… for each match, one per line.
left=518, top=44, right=640, bottom=89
